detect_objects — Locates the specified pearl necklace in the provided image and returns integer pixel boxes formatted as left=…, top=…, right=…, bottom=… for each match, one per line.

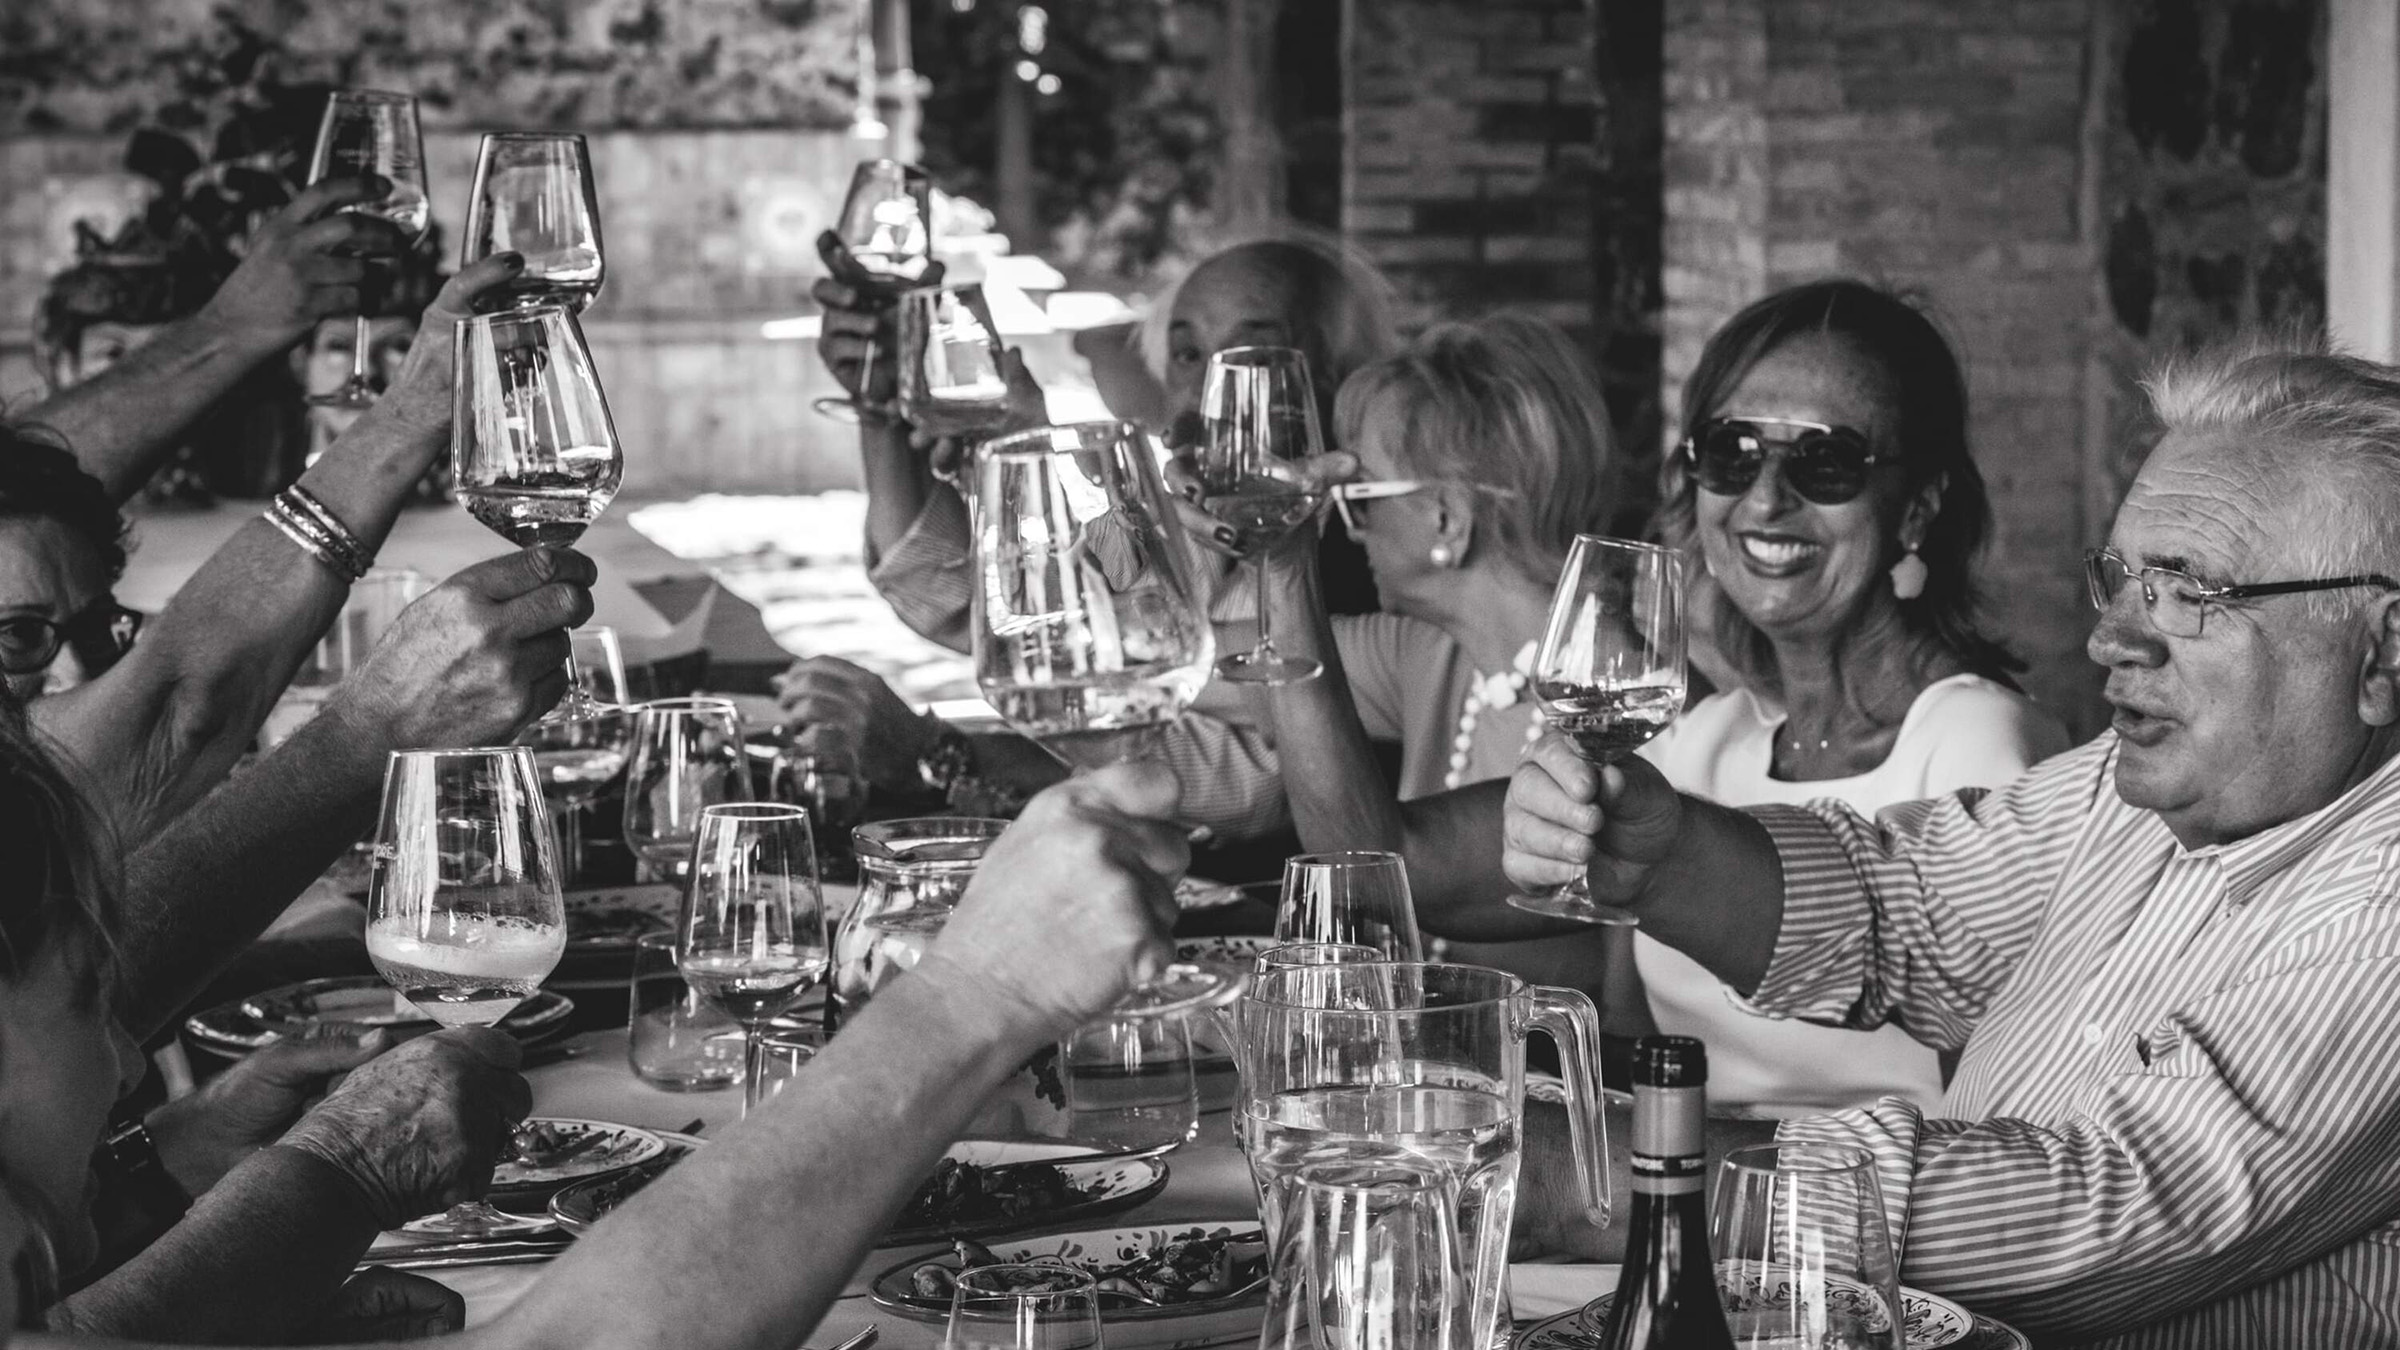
left=1447, top=639, right=1545, bottom=791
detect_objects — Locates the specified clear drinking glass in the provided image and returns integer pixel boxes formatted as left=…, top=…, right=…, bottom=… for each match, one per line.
left=749, top=1021, right=829, bottom=1109
left=517, top=626, right=635, bottom=883
left=677, top=803, right=828, bottom=1117
left=463, top=132, right=606, bottom=313
left=364, top=746, right=565, bottom=1238
left=971, top=421, right=1238, bottom=1019
left=1710, top=1143, right=1904, bottom=1350
left=1263, top=1157, right=1470, bottom=1350
left=627, top=930, right=743, bottom=1091
left=896, top=283, right=1010, bottom=438
left=1196, top=346, right=1333, bottom=685
left=813, top=159, right=936, bottom=422
left=1061, top=1015, right=1199, bottom=1154
left=1507, top=535, right=1687, bottom=924
left=307, top=90, right=431, bottom=409
left=834, top=817, right=1011, bottom=1014
left=623, top=698, right=750, bottom=877
left=1276, top=852, right=1424, bottom=961
left=945, top=1265, right=1106, bottom=1350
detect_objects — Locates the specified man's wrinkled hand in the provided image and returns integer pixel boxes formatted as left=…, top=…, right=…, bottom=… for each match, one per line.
left=374, top=252, right=525, bottom=433
left=279, top=1029, right=532, bottom=1228
left=1502, top=734, right=1684, bottom=903
left=198, top=178, right=408, bottom=357
left=921, top=763, right=1188, bottom=1037
left=772, top=655, right=931, bottom=792
left=311, top=1268, right=466, bottom=1342
left=146, top=1031, right=391, bottom=1196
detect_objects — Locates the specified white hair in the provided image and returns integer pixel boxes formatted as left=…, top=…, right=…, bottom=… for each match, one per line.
left=2143, top=334, right=2400, bottom=621
left=1134, top=225, right=1403, bottom=388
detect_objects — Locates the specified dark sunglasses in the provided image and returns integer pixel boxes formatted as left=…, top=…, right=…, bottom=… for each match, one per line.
left=1682, top=416, right=1886, bottom=505
left=0, top=600, right=142, bottom=678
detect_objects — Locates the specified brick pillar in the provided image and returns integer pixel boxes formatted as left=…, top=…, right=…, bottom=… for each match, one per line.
left=1343, top=0, right=1601, bottom=337
left=1662, top=0, right=2109, bottom=730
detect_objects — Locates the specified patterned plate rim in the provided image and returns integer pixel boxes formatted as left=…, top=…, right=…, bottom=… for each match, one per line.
left=871, top=1219, right=1267, bottom=1323
left=1547, top=1283, right=1997, bottom=1350
left=489, top=1118, right=667, bottom=1194
left=184, top=986, right=574, bottom=1053
left=880, top=1153, right=1171, bottom=1247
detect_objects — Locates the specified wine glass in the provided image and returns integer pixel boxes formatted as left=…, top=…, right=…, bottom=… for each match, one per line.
left=1711, top=1143, right=1904, bottom=1350
left=515, top=627, right=634, bottom=884
left=970, top=420, right=1241, bottom=1018
left=1506, top=535, right=1686, bottom=924
left=623, top=698, right=750, bottom=880
left=1195, top=346, right=1333, bottom=684
left=452, top=304, right=626, bottom=724
left=896, top=283, right=1011, bottom=440
left=364, top=747, right=565, bottom=1238
left=308, top=91, right=432, bottom=409
left=945, top=1265, right=1106, bottom=1350
left=675, top=803, right=829, bottom=1117
left=463, top=132, right=606, bottom=313
left=813, top=159, right=936, bottom=422
left=1276, top=851, right=1424, bottom=961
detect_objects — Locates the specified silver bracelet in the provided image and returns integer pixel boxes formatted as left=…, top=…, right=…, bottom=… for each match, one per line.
left=267, top=489, right=371, bottom=583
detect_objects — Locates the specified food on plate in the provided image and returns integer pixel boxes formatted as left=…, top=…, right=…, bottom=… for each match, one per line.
left=907, top=1227, right=1268, bottom=1307
left=896, top=1157, right=1098, bottom=1230
left=513, top=1120, right=614, bottom=1169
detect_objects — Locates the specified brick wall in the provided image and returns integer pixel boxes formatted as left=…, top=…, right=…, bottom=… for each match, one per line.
left=1342, top=0, right=1602, bottom=337
left=1663, top=0, right=2112, bottom=730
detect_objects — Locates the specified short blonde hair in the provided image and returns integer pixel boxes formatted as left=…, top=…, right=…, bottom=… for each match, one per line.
left=1333, top=312, right=1618, bottom=586
left=1137, top=228, right=1402, bottom=394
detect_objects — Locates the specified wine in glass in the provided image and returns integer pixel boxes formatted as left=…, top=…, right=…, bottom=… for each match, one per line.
left=515, top=626, right=634, bottom=883
left=895, top=283, right=1011, bottom=440
left=463, top=132, right=606, bottom=313
left=308, top=91, right=432, bottom=409
left=364, top=746, right=565, bottom=1238
left=1507, top=534, right=1687, bottom=924
left=676, top=803, right=829, bottom=1116
left=1195, top=346, right=1333, bottom=684
left=971, top=421, right=1242, bottom=1018
left=813, top=159, right=937, bottom=422
left=623, top=697, right=751, bottom=880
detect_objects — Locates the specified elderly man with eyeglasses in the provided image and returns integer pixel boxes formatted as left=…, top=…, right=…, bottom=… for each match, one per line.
left=1499, top=341, right=2400, bottom=1348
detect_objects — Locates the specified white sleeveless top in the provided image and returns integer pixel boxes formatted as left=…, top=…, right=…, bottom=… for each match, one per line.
left=1635, top=674, right=2074, bottom=1112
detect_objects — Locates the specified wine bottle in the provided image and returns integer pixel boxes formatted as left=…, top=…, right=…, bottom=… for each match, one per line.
left=1599, top=1036, right=1734, bottom=1349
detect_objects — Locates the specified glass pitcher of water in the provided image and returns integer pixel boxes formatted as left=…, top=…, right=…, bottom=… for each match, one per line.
left=832, top=817, right=1010, bottom=1014
left=1241, top=963, right=1612, bottom=1350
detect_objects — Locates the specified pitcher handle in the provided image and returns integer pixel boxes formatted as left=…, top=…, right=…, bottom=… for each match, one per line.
left=1527, top=985, right=1612, bottom=1230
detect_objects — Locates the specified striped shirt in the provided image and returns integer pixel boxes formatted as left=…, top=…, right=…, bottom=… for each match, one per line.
left=1755, top=732, right=2400, bottom=1347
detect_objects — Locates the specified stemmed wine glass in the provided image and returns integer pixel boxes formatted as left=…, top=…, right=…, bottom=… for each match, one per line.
left=515, top=627, right=634, bottom=884
left=463, top=132, right=606, bottom=313
left=364, top=747, right=565, bottom=1238
left=895, top=283, right=1010, bottom=440
left=1506, top=535, right=1687, bottom=923
left=970, top=420, right=1241, bottom=1017
left=308, top=91, right=432, bottom=409
left=1276, top=851, right=1424, bottom=961
left=675, top=803, right=829, bottom=1117
left=813, top=159, right=936, bottom=421
left=452, top=303, right=626, bottom=723
left=1195, top=346, right=1336, bottom=684
left=624, top=697, right=751, bottom=881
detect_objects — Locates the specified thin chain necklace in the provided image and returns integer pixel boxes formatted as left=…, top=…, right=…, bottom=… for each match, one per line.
left=1447, top=639, right=1543, bottom=791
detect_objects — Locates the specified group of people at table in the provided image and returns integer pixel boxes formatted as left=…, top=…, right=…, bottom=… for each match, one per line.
left=0, top=157, right=2397, bottom=1349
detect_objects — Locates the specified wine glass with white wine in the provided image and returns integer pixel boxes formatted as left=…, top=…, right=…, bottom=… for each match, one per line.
left=676, top=803, right=829, bottom=1117
left=365, top=746, right=565, bottom=1238
left=462, top=131, right=606, bottom=314
left=1506, top=534, right=1687, bottom=924
left=307, top=90, right=432, bottom=409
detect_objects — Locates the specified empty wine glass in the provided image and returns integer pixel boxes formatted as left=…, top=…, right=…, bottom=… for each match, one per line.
left=1276, top=852, right=1424, bottom=961
left=308, top=91, right=432, bottom=409
left=945, top=1265, right=1105, bottom=1350
left=813, top=159, right=936, bottom=422
left=1711, top=1143, right=1904, bottom=1350
left=624, top=697, right=750, bottom=878
left=1507, top=535, right=1687, bottom=924
left=1196, top=346, right=1333, bottom=684
left=364, top=746, right=564, bottom=1238
left=897, top=283, right=1010, bottom=438
left=516, top=626, right=634, bottom=883
left=463, top=132, right=606, bottom=313
left=676, top=803, right=829, bottom=1117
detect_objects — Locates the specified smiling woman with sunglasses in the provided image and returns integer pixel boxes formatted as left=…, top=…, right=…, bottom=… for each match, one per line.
left=0, top=439, right=137, bottom=702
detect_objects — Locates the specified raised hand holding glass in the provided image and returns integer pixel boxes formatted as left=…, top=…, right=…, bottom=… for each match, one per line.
left=1196, top=346, right=1332, bottom=684
left=308, top=90, right=430, bottom=409
left=463, top=132, right=606, bottom=313
left=814, top=159, right=936, bottom=422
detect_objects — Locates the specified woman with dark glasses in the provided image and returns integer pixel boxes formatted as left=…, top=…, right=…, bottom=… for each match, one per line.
left=0, top=442, right=138, bottom=702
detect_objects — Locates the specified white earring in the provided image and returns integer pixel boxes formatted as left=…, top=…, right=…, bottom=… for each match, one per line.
left=1430, top=545, right=1455, bottom=567
left=1890, top=544, right=1927, bottom=600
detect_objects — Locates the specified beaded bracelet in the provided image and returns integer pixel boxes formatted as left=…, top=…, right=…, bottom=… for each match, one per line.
left=267, top=487, right=373, bottom=584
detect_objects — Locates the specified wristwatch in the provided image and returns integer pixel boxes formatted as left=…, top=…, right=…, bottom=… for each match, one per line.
left=97, top=1116, right=190, bottom=1223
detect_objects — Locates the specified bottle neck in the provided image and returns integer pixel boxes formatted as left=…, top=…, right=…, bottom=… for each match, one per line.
left=1628, top=1082, right=1708, bottom=1197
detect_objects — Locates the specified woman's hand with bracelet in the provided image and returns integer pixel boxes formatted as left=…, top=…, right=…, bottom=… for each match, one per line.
left=773, top=655, right=939, bottom=793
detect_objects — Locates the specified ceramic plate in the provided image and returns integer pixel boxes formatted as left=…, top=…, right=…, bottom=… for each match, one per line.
left=545, top=1131, right=703, bottom=1235
left=489, top=1118, right=666, bottom=1194
left=549, top=1138, right=1168, bottom=1245
left=873, top=1221, right=1267, bottom=1346
left=242, top=977, right=442, bottom=1033
left=1533, top=1279, right=1978, bottom=1350
left=562, top=884, right=681, bottom=952
left=1174, top=879, right=1272, bottom=912
left=185, top=980, right=573, bottom=1062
